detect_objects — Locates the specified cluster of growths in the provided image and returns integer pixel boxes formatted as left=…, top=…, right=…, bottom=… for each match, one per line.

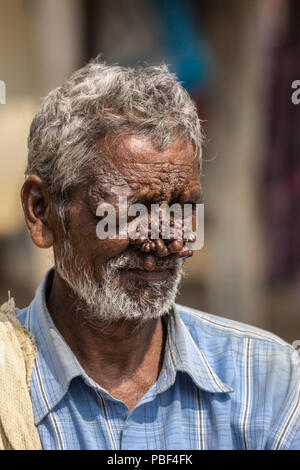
left=129, top=221, right=196, bottom=271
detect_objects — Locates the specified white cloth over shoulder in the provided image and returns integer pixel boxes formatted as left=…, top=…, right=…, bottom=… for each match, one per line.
left=0, top=297, right=42, bottom=450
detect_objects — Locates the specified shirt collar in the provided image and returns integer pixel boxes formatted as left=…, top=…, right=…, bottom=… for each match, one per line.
left=28, top=269, right=233, bottom=424
left=163, top=305, right=234, bottom=394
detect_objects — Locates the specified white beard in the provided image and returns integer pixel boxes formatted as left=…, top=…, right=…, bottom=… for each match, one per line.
left=55, top=240, right=184, bottom=325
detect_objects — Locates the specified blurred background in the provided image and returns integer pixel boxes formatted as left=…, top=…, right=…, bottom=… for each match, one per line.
left=1, top=0, right=300, bottom=342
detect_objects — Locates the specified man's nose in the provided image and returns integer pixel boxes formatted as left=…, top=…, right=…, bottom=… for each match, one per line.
left=129, top=222, right=194, bottom=259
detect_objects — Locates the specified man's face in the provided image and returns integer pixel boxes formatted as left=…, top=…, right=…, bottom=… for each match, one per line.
left=54, top=135, right=202, bottom=323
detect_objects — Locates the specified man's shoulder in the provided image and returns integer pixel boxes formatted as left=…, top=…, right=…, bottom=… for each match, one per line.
left=176, top=305, right=300, bottom=450
left=175, top=303, right=300, bottom=409
left=175, top=303, right=296, bottom=354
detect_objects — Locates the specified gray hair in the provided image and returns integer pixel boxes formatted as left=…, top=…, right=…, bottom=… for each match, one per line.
left=26, top=57, right=203, bottom=222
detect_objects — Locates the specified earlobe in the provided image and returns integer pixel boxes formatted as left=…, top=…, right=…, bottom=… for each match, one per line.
left=30, top=223, right=54, bottom=248
left=21, top=175, right=55, bottom=249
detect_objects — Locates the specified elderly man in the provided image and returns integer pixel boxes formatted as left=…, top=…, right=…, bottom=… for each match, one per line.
left=17, top=59, right=300, bottom=450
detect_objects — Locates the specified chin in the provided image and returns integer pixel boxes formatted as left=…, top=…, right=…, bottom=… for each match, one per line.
left=122, top=278, right=169, bottom=300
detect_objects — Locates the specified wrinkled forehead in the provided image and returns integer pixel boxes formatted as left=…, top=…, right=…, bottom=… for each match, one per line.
left=88, top=135, right=200, bottom=201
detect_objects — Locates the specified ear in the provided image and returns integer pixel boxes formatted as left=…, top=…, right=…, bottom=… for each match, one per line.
left=21, top=175, right=55, bottom=248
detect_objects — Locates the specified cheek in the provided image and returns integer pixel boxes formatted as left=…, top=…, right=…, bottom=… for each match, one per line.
left=93, top=239, right=130, bottom=281
left=69, top=214, right=130, bottom=268
left=95, top=238, right=130, bottom=261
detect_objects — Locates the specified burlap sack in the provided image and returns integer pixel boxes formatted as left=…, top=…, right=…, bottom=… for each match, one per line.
left=0, top=297, right=42, bottom=450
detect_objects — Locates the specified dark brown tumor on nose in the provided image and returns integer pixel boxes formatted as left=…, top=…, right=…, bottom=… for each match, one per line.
left=129, top=220, right=194, bottom=260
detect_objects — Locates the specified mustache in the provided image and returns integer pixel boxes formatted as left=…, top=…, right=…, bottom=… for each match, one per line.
left=106, top=248, right=182, bottom=271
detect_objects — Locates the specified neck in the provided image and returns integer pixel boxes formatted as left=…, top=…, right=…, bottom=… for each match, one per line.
left=47, top=270, right=166, bottom=392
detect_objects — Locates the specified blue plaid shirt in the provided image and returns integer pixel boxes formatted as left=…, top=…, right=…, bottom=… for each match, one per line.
left=18, top=270, right=300, bottom=450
